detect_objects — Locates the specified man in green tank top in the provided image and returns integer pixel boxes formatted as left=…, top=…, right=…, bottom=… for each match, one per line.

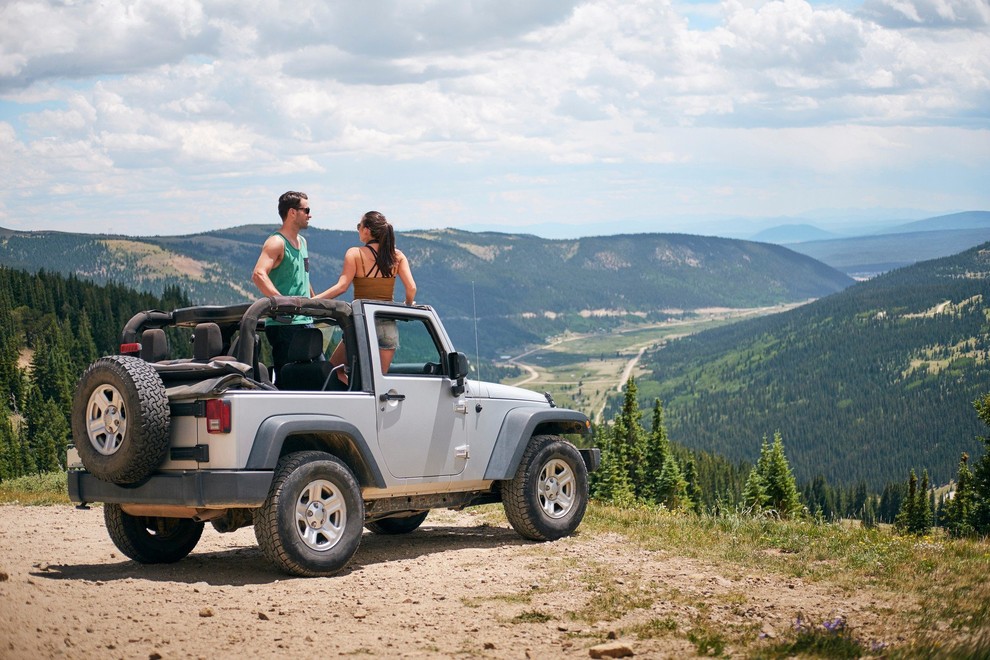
left=252, top=191, right=317, bottom=383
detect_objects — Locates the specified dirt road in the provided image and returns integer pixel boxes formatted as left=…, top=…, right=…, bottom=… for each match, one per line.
left=0, top=504, right=905, bottom=659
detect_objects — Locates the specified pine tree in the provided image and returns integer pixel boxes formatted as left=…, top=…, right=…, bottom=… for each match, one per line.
left=29, top=322, right=73, bottom=412
left=0, top=412, right=15, bottom=481
left=683, top=458, right=704, bottom=514
left=616, top=378, right=649, bottom=499
left=894, top=469, right=932, bottom=535
left=644, top=399, right=671, bottom=502
left=743, top=467, right=768, bottom=512
left=656, top=453, right=690, bottom=511
left=72, top=309, right=100, bottom=374
left=969, top=394, right=990, bottom=534
left=591, top=421, right=634, bottom=506
left=30, top=397, right=68, bottom=472
left=914, top=470, right=933, bottom=533
left=16, top=419, right=36, bottom=477
left=943, top=453, right=975, bottom=537
left=860, top=497, right=878, bottom=529
left=758, top=432, right=802, bottom=518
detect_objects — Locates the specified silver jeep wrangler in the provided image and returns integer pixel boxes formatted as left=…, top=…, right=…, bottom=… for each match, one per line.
left=68, top=297, right=598, bottom=577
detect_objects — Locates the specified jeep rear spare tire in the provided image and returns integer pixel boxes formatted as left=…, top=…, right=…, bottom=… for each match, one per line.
left=501, top=434, right=589, bottom=541
left=71, top=355, right=170, bottom=484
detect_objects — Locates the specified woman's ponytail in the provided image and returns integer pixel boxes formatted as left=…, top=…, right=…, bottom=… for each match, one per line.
left=362, top=211, right=397, bottom=276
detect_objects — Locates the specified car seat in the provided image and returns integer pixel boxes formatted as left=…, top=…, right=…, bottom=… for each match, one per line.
left=277, top=328, right=333, bottom=390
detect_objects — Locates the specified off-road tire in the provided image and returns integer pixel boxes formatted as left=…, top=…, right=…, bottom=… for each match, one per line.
left=104, top=503, right=204, bottom=564
left=254, top=451, right=365, bottom=577
left=365, top=511, right=428, bottom=535
left=501, top=434, right=589, bottom=541
left=71, top=355, right=170, bottom=484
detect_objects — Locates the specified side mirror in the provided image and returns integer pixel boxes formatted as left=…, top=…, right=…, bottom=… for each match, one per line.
left=447, top=352, right=469, bottom=395
left=447, top=352, right=469, bottom=380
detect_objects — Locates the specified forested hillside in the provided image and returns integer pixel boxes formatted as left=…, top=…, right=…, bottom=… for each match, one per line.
left=0, top=225, right=853, bottom=356
left=631, top=244, right=990, bottom=490
left=0, top=267, right=190, bottom=480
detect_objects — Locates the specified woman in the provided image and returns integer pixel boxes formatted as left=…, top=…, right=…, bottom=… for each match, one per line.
left=317, top=211, right=416, bottom=381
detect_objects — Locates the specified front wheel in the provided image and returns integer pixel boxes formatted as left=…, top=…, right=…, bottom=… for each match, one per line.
left=501, top=435, right=589, bottom=541
left=104, top=503, right=204, bottom=563
left=254, top=451, right=365, bottom=577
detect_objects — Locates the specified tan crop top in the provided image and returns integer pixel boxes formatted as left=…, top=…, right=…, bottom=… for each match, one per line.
left=353, top=243, right=395, bottom=301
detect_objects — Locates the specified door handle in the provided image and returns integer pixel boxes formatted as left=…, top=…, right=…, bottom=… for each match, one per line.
left=379, top=392, right=406, bottom=402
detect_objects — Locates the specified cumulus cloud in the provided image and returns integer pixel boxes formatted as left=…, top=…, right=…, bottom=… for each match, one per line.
left=0, top=0, right=220, bottom=90
left=0, top=0, right=987, bottom=235
left=860, top=0, right=990, bottom=28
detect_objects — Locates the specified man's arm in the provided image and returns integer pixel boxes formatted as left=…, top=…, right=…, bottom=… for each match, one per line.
left=252, top=235, right=285, bottom=296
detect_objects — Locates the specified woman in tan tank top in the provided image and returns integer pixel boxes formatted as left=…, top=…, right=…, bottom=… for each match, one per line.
left=317, top=211, right=417, bottom=382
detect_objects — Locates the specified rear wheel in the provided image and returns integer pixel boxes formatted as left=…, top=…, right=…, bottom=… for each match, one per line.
left=71, top=355, right=170, bottom=484
left=365, top=511, right=428, bottom=535
left=255, top=451, right=365, bottom=577
left=501, top=435, right=589, bottom=541
left=104, top=504, right=204, bottom=564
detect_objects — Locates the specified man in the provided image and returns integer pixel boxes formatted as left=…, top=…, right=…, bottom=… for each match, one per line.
left=252, top=191, right=316, bottom=383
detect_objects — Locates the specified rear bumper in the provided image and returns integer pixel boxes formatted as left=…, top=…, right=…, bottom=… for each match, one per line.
left=68, top=470, right=273, bottom=508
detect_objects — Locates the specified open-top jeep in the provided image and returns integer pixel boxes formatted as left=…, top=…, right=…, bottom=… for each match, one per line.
left=68, top=296, right=598, bottom=577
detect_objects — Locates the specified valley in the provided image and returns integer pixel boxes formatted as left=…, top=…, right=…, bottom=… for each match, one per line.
left=501, top=303, right=807, bottom=422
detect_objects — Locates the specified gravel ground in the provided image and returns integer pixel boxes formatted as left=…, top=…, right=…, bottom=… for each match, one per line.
left=0, top=504, right=909, bottom=659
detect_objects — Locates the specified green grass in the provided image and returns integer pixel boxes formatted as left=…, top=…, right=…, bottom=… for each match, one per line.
left=0, top=471, right=70, bottom=505
left=583, top=502, right=990, bottom=655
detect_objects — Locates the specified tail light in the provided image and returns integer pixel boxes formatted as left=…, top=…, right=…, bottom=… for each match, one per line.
left=205, top=399, right=231, bottom=434
left=120, top=342, right=141, bottom=356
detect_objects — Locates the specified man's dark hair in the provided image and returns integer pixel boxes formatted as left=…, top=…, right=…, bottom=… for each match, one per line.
left=278, top=191, right=308, bottom=220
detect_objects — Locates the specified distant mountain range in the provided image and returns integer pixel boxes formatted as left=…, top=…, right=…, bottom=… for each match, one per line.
left=634, top=241, right=990, bottom=489
left=0, top=226, right=852, bottom=356
left=755, top=211, right=990, bottom=278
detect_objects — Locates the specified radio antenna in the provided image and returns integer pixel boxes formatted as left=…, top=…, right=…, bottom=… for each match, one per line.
left=472, top=281, right=481, bottom=381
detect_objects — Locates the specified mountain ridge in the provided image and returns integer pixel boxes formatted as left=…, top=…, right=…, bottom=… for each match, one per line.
left=0, top=225, right=853, bottom=355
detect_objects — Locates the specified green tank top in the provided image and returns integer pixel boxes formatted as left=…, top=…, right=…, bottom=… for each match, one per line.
left=265, top=232, right=313, bottom=326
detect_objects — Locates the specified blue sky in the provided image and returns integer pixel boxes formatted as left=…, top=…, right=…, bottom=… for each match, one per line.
left=0, top=0, right=987, bottom=239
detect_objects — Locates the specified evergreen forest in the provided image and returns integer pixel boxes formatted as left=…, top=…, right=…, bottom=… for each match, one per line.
left=627, top=243, right=990, bottom=490
left=0, top=266, right=189, bottom=480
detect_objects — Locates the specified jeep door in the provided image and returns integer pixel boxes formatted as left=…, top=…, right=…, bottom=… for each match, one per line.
left=367, top=306, right=469, bottom=478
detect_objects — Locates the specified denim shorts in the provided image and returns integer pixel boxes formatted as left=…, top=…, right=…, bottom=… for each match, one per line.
left=376, top=319, right=399, bottom=350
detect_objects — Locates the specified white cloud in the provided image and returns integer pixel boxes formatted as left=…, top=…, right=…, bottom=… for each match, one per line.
left=0, top=0, right=987, bottom=236
left=860, top=0, right=990, bottom=27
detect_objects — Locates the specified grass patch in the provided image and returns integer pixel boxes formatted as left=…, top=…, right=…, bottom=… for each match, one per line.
left=762, top=616, right=874, bottom=659
left=687, top=620, right=729, bottom=657
left=583, top=501, right=990, bottom=655
left=0, top=471, right=69, bottom=505
left=627, top=616, right=678, bottom=640
left=570, top=561, right=654, bottom=624
left=512, top=610, right=554, bottom=624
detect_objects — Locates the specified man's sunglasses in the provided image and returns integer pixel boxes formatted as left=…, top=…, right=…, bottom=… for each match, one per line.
left=295, top=207, right=311, bottom=214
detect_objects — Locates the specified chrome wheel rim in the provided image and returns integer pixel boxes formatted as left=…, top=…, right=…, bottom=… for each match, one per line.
left=538, top=458, right=575, bottom=519
left=295, top=479, right=347, bottom=551
left=86, top=384, right=127, bottom=456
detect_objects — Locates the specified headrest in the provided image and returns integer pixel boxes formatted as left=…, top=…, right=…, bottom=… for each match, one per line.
left=193, top=323, right=223, bottom=361
left=140, top=328, right=169, bottom=362
left=287, top=328, right=324, bottom=362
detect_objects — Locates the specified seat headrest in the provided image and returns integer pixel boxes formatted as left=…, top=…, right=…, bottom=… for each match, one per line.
left=287, top=328, right=324, bottom=362
left=193, top=323, right=223, bottom=361
left=140, top=328, right=169, bottom=362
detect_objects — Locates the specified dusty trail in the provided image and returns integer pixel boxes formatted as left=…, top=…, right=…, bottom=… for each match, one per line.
left=0, top=504, right=907, bottom=659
